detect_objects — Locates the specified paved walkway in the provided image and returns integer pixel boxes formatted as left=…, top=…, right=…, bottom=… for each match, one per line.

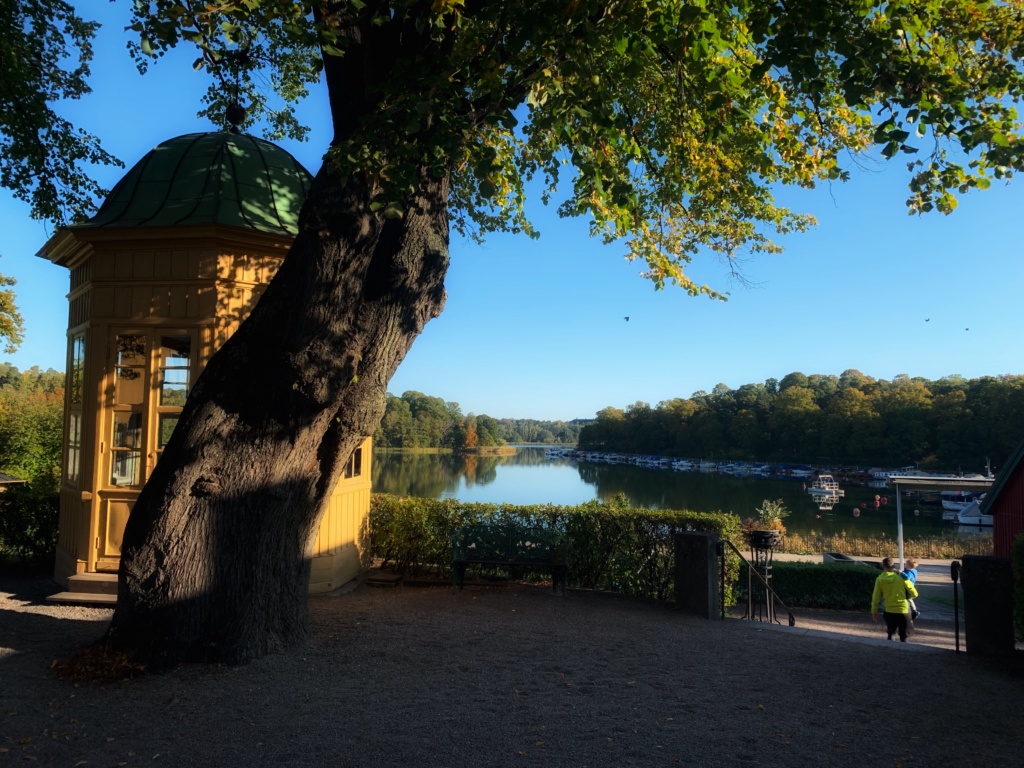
left=755, top=554, right=967, bottom=652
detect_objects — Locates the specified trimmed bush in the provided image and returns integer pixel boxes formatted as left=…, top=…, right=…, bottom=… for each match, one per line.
left=740, top=561, right=879, bottom=611
left=370, top=493, right=742, bottom=604
left=0, top=485, right=59, bottom=564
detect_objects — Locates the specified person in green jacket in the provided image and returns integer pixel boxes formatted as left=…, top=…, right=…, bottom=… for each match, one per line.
left=871, top=557, right=919, bottom=642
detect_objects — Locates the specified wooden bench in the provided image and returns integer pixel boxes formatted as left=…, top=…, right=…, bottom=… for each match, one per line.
left=452, top=523, right=569, bottom=595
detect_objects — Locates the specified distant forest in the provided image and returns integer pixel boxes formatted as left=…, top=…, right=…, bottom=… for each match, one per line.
left=577, top=370, right=1024, bottom=472
left=5, top=364, right=1022, bottom=475
left=374, top=391, right=586, bottom=449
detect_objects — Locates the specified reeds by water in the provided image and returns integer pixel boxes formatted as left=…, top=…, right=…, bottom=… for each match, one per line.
left=781, top=530, right=993, bottom=559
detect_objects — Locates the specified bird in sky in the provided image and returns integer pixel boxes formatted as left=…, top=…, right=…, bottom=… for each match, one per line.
left=624, top=316, right=629, bottom=321
left=925, top=318, right=930, bottom=322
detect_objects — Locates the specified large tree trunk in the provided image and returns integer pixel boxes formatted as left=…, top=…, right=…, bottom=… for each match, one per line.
left=107, top=165, right=450, bottom=667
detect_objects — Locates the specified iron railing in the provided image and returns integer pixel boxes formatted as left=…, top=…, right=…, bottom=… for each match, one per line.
left=719, top=538, right=796, bottom=627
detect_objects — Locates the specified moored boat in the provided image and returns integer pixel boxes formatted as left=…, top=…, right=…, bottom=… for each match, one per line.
left=954, top=498, right=992, bottom=526
left=941, top=490, right=985, bottom=512
left=808, top=474, right=845, bottom=498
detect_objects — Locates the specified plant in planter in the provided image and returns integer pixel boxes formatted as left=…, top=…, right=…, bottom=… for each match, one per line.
left=742, top=498, right=789, bottom=549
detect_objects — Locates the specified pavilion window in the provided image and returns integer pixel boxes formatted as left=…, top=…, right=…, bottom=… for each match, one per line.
left=110, top=334, right=146, bottom=487
left=154, top=335, right=191, bottom=462
left=344, top=446, right=362, bottom=479
left=64, top=334, right=85, bottom=484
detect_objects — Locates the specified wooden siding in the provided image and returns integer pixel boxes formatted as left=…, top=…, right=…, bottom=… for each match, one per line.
left=68, top=292, right=91, bottom=328
left=308, top=484, right=372, bottom=594
left=70, top=261, right=91, bottom=290
left=55, top=488, right=85, bottom=557
left=54, top=489, right=92, bottom=586
left=993, top=469, right=1024, bottom=558
left=308, top=442, right=372, bottom=593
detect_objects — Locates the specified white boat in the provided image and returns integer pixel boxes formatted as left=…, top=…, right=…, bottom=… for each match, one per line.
left=941, top=490, right=985, bottom=512
left=871, top=466, right=916, bottom=480
left=808, top=474, right=844, bottom=510
left=808, top=474, right=845, bottom=499
left=955, top=498, right=992, bottom=526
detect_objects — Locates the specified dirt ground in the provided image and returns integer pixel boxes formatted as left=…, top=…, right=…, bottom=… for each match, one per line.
left=2, top=572, right=1023, bottom=767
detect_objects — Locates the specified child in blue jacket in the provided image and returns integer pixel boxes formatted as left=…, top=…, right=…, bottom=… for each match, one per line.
left=902, top=558, right=920, bottom=622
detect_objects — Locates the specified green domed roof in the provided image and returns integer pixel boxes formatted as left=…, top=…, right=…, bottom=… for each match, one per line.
left=77, top=132, right=313, bottom=236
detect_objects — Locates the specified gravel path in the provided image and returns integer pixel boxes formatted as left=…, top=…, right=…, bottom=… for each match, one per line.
left=2, top=573, right=1023, bottom=767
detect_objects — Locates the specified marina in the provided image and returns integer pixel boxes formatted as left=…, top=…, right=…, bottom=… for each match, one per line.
left=373, top=447, right=992, bottom=541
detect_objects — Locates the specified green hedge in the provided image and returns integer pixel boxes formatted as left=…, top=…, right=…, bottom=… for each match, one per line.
left=0, top=485, right=59, bottom=564
left=738, top=561, right=879, bottom=611
left=1012, top=532, right=1024, bottom=643
left=369, top=494, right=742, bottom=604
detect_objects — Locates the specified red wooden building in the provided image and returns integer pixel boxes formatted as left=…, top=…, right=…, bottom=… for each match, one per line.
left=983, top=438, right=1024, bottom=557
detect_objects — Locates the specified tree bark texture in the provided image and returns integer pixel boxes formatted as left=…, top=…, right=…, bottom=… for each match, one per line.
left=108, top=165, right=450, bottom=666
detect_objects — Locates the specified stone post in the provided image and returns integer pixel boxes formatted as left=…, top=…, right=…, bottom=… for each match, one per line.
left=674, top=532, right=720, bottom=619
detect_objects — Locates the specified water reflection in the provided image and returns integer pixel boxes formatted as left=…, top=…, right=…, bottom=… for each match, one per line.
left=372, top=451, right=502, bottom=498
left=372, top=447, right=952, bottom=538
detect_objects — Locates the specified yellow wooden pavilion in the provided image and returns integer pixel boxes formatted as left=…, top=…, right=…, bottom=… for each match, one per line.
left=38, top=132, right=370, bottom=603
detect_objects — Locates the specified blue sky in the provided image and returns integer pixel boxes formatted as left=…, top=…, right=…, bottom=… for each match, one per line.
left=2, top=3, right=1022, bottom=421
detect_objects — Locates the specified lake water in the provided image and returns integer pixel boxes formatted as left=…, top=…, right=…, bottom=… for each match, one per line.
left=372, top=447, right=955, bottom=540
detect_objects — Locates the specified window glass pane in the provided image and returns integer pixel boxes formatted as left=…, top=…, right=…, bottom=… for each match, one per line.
left=66, top=413, right=81, bottom=484
left=160, top=370, right=189, bottom=406
left=110, top=408, right=142, bottom=485
left=110, top=451, right=142, bottom=487
left=112, top=411, right=142, bottom=449
left=159, top=335, right=191, bottom=406
left=158, top=414, right=179, bottom=448
left=344, top=447, right=362, bottom=479
left=111, top=411, right=143, bottom=485
left=116, top=334, right=146, bottom=366
left=114, top=334, right=146, bottom=405
left=70, top=335, right=85, bottom=405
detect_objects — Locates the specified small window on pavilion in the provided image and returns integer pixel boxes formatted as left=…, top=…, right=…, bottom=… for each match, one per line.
left=65, top=333, right=86, bottom=485
left=158, top=335, right=191, bottom=406
left=344, top=447, right=362, bottom=479
left=154, top=335, right=191, bottom=464
left=110, top=411, right=143, bottom=486
left=157, top=414, right=179, bottom=451
left=114, top=334, right=146, bottom=406
left=66, top=413, right=81, bottom=484
left=69, top=334, right=85, bottom=405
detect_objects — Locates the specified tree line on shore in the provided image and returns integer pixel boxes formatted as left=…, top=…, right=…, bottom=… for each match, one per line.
left=373, top=391, right=586, bottom=450
left=3, top=366, right=1021, bottom=478
left=0, top=364, right=63, bottom=490
left=577, top=370, right=1024, bottom=471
